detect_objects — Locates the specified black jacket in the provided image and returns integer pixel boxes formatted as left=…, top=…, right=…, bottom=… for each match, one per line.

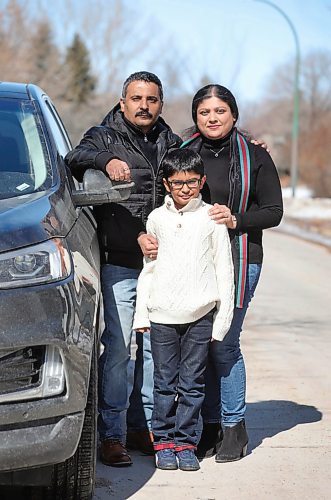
left=184, top=133, right=283, bottom=257
left=183, top=131, right=283, bottom=305
left=66, top=105, right=182, bottom=269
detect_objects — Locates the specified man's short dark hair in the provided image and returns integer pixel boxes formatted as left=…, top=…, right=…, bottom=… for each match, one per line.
left=122, top=71, right=163, bottom=101
left=162, top=149, right=204, bottom=179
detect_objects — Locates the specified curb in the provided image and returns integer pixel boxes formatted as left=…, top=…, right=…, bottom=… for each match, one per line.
left=274, top=220, right=331, bottom=249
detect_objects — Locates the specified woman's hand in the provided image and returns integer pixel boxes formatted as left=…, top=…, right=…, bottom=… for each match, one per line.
left=135, top=327, right=150, bottom=333
left=208, top=204, right=237, bottom=229
left=138, top=232, right=158, bottom=259
left=250, top=138, right=270, bottom=153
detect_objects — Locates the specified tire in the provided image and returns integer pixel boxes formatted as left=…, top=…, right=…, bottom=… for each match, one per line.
left=1, top=340, right=98, bottom=500
left=46, top=339, right=98, bottom=500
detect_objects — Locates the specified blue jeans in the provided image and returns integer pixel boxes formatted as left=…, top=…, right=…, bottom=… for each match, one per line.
left=151, top=310, right=213, bottom=449
left=98, top=264, right=154, bottom=441
left=202, top=264, right=262, bottom=426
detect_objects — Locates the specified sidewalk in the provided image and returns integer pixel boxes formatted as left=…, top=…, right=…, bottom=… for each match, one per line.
left=280, top=196, right=331, bottom=248
left=94, top=230, right=331, bottom=499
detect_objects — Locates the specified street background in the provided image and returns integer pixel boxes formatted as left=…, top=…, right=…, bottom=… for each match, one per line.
left=94, top=225, right=331, bottom=499
left=1, top=0, right=330, bottom=200
left=0, top=1, right=330, bottom=498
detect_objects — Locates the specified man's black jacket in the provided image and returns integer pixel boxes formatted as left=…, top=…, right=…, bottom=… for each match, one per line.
left=65, top=104, right=182, bottom=269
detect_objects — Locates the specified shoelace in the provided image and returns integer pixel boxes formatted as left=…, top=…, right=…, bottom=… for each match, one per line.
left=158, top=448, right=175, bottom=457
left=177, top=449, right=194, bottom=459
left=107, top=439, right=124, bottom=445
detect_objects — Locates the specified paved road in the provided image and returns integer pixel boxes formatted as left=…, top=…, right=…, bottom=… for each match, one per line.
left=94, top=230, right=331, bottom=500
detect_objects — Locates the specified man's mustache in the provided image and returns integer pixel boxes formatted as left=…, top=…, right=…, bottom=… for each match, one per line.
left=135, top=111, right=153, bottom=118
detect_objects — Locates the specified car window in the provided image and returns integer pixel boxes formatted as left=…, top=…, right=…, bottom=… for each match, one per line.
left=43, top=99, right=72, bottom=157
left=41, top=98, right=81, bottom=190
left=0, top=98, right=53, bottom=200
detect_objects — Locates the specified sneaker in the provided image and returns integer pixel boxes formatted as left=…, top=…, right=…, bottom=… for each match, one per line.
left=177, top=449, right=200, bottom=471
left=155, top=448, right=178, bottom=470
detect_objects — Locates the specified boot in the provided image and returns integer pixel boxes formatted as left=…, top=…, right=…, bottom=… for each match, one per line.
left=100, top=439, right=132, bottom=467
left=126, top=429, right=154, bottom=455
left=215, top=420, right=248, bottom=463
left=196, top=423, right=223, bottom=459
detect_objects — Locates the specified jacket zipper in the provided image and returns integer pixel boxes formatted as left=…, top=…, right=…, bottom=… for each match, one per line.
left=126, top=135, right=177, bottom=210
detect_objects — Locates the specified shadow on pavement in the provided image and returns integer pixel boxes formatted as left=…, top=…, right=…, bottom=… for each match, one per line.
left=246, top=400, right=322, bottom=452
left=95, top=450, right=155, bottom=499
left=94, top=356, right=156, bottom=499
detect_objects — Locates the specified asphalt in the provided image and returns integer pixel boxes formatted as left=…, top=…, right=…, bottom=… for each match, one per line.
left=94, top=230, right=331, bottom=500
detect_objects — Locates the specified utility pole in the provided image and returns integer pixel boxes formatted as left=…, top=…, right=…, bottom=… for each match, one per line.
left=255, top=0, right=300, bottom=197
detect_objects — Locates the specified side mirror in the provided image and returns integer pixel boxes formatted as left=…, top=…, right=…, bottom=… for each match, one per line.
left=72, top=169, right=134, bottom=206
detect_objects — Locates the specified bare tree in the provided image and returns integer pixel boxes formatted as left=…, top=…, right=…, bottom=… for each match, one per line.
left=26, top=18, right=67, bottom=98
left=300, top=50, right=331, bottom=127
left=242, top=49, right=331, bottom=195
left=32, top=0, right=154, bottom=100
left=0, top=0, right=30, bottom=81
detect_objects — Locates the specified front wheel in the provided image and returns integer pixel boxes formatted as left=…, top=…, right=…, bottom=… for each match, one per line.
left=47, top=341, right=98, bottom=500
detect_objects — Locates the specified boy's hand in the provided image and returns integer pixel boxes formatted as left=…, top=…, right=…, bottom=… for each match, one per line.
left=138, top=233, right=158, bottom=259
left=135, top=327, right=150, bottom=333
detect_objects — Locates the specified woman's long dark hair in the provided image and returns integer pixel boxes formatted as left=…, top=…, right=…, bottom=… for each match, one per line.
left=183, top=84, right=239, bottom=139
left=183, top=84, right=244, bottom=211
left=192, top=84, right=239, bottom=125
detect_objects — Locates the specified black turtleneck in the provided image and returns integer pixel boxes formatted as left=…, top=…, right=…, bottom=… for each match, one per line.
left=200, top=131, right=231, bottom=206
left=123, top=115, right=159, bottom=173
left=196, top=128, right=283, bottom=265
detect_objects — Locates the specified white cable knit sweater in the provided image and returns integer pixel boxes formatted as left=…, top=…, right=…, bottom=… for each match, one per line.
left=133, top=195, right=234, bottom=341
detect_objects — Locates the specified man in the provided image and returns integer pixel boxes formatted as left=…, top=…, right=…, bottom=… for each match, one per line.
left=66, top=72, right=181, bottom=466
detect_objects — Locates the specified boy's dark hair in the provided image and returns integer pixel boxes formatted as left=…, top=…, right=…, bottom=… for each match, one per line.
left=162, top=149, right=204, bottom=179
left=122, top=71, right=163, bottom=102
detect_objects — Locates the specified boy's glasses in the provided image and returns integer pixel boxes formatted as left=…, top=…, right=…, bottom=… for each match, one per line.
left=167, top=178, right=202, bottom=190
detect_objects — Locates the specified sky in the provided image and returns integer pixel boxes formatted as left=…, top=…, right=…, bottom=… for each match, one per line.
left=129, top=0, right=331, bottom=105
left=14, top=0, right=330, bottom=107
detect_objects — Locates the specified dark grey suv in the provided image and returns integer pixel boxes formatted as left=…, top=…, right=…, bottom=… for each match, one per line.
left=0, top=83, right=131, bottom=499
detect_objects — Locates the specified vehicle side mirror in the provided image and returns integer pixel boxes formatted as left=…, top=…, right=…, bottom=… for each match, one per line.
left=72, top=169, right=134, bottom=206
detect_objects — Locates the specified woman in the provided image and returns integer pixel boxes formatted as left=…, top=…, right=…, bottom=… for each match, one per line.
left=139, top=84, right=283, bottom=463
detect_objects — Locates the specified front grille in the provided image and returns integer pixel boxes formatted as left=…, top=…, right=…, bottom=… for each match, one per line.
left=0, top=346, right=45, bottom=396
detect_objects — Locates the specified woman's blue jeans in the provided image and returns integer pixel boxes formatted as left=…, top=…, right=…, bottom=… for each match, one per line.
left=202, top=263, right=262, bottom=427
left=98, top=264, right=154, bottom=441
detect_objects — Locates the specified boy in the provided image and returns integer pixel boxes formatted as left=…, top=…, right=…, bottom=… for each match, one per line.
left=133, top=149, right=234, bottom=471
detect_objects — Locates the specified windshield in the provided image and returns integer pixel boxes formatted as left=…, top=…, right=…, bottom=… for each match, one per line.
left=0, top=98, right=53, bottom=200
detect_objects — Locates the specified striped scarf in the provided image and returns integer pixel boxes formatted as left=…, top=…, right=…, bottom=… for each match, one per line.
left=181, top=130, right=251, bottom=308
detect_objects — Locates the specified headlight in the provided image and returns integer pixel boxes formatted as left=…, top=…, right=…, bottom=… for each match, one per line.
left=0, top=239, right=71, bottom=289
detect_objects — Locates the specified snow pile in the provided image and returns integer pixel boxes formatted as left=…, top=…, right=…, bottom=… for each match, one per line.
left=282, top=186, right=313, bottom=199
left=279, top=192, right=331, bottom=247
left=283, top=196, right=331, bottom=221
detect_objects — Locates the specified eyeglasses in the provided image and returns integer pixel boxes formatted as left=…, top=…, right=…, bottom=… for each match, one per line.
left=167, top=178, right=202, bottom=190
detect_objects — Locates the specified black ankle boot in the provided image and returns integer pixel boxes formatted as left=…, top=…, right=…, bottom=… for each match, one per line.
left=215, top=420, right=248, bottom=463
left=196, top=423, right=223, bottom=459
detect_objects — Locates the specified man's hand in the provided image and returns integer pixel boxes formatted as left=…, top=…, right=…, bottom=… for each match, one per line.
left=208, top=204, right=237, bottom=229
left=138, top=233, right=158, bottom=259
left=250, top=138, right=270, bottom=152
left=135, top=327, right=150, bottom=333
left=105, top=158, right=131, bottom=182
